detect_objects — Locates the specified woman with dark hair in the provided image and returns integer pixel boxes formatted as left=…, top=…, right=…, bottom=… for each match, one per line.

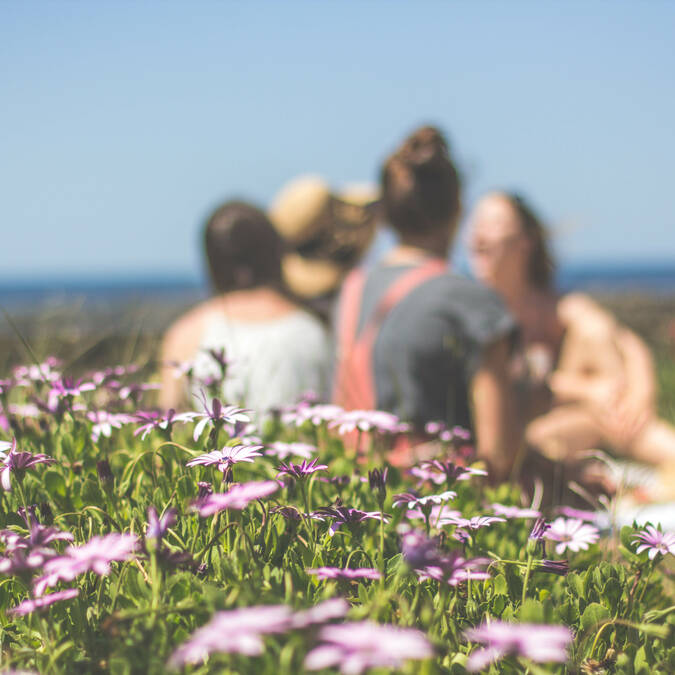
left=160, top=201, right=330, bottom=413
left=468, top=192, right=675, bottom=494
left=333, top=127, right=521, bottom=479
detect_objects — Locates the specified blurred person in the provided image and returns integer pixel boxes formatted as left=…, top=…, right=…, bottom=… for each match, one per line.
left=468, top=191, right=675, bottom=495
left=332, top=126, right=521, bottom=479
left=160, top=201, right=330, bottom=414
left=268, top=176, right=380, bottom=322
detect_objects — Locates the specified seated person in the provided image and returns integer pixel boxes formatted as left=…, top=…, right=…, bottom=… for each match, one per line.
left=160, top=201, right=331, bottom=415
left=332, top=126, right=521, bottom=480
left=468, top=191, right=675, bottom=497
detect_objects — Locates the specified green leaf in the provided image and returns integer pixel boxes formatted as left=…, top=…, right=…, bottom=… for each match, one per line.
left=493, top=573, right=508, bottom=595
left=581, top=602, right=611, bottom=631
left=601, top=578, right=622, bottom=613
left=620, top=524, right=635, bottom=549
left=44, top=470, right=67, bottom=498
left=567, top=572, right=584, bottom=597
left=518, top=598, right=544, bottom=623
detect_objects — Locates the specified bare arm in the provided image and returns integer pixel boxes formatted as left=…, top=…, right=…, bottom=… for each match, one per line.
left=615, top=326, right=656, bottom=408
left=471, top=337, right=524, bottom=483
left=158, top=308, right=206, bottom=410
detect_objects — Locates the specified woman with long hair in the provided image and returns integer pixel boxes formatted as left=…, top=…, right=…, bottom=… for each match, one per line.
left=333, top=126, right=521, bottom=480
left=160, top=201, right=330, bottom=414
left=468, top=191, right=675, bottom=495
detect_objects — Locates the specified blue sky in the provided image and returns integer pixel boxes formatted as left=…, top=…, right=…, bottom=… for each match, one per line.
left=2, top=1, right=674, bottom=282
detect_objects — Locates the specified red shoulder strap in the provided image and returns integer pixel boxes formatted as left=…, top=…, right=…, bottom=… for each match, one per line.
left=333, top=259, right=446, bottom=410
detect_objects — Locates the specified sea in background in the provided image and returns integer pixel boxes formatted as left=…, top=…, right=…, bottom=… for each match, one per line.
left=1, top=262, right=674, bottom=314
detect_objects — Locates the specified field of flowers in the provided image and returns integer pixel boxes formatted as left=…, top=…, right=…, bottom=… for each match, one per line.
left=0, top=354, right=673, bottom=674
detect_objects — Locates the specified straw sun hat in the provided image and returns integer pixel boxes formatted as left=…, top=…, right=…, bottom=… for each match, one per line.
left=268, top=175, right=380, bottom=298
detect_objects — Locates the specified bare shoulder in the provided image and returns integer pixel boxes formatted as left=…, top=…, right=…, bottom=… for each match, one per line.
left=161, top=300, right=219, bottom=362
left=557, top=293, right=616, bottom=336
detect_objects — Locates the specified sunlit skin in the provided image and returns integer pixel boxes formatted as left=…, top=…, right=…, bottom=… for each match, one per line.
left=468, top=193, right=675, bottom=497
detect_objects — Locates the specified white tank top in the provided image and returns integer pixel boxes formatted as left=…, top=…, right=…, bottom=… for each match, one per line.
left=190, top=310, right=331, bottom=417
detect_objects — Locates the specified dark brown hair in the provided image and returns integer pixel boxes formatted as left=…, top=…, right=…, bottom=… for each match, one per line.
left=505, top=192, right=556, bottom=291
left=204, top=201, right=284, bottom=293
left=380, top=126, right=461, bottom=236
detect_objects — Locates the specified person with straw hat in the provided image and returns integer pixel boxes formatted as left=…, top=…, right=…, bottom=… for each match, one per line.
left=268, top=175, right=380, bottom=321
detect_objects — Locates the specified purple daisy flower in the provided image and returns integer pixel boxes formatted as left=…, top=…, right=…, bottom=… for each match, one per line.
left=192, top=481, right=279, bottom=517
left=186, top=444, right=263, bottom=475
left=632, top=525, right=675, bottom=560
left=265, top=442, right=316, bottom=460
left=14, top=358, right=62, bottom=386
left=276, top=458, right=328, bottom=481
left=146, top=506, right=177, bottom=541
left=312, top=505, right=390, bottom=537
left=392, top=490, right=457, bottom=510
left=304, top=621, right=433, bottom=674
left=87, top=411, right=134, bottom=442
left=444, top=515, right=506, bottom=530
left=492, top=503, right=542, bottom=519
left=464, top=621, right=573, bottom=671
left=556, top=505, right=600, bottom=522
left=398, top=527, right=443, bottom=569
left=8, top=588, right=79, bottom=616
left=528, top=518, right=550, bottom=541
left=168, top=605, right=293, bottom=667
left=329, top=410, right=401, bottom=435
left=291, top=404, right=344, bottom=427
left=33, top=533, right=139, bottom=596
left=406, top=504, right=461, bottom=524
left=1, top=439, right=55, bottom=492
left=117, top=382, right=161, bottom=401
left=307, top=567, right=382, bottom=581
left=47, top=376, right=96, bottom=407
left=538, top=559, right=570, bottom=576
left=186, top=393, right=252, bottom=441
left=417, top=558, right=491, bottom=586
left=544, top=518, right=600, bottom=554
left=134, top=409, right=193, bottom=441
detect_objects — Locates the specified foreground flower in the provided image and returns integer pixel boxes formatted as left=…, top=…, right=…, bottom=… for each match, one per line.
left=276, top=458, right=328, bottom=481
left=168, top=605, right=293, bottom=667
left=9, top=588, right=79, bottom=616
left=186, top=445, right=263, bottom=476
left=544, top=518, right=600, bottom=554
left=33, top=533, right=139, bottom=596
left=266, top=442, right=316, bottom=460
left=464, top=621, right=573, bottom=671
left=305, top=621, right=433, bottom=674
left=291, top=598, right=350, bottom=628
left=192, top=481, right=279, bottom=517
left=1, top=439, right=55, bottom=492
left=307, top=567, right=382, bottom=581
left=399, top=527, right=442, bottom=569
left=632, top=525, right=675, bottom=560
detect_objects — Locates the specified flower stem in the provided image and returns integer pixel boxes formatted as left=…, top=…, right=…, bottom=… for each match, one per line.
left=521, top=554, right=534, bottom=605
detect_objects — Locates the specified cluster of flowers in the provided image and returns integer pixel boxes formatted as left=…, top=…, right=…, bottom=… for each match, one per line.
left=1, top=353, right=674, bottom=674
